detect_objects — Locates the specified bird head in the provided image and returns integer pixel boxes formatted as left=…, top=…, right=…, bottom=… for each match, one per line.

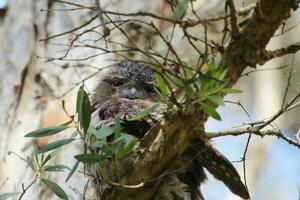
left=91, top=61, right=159, bottom=110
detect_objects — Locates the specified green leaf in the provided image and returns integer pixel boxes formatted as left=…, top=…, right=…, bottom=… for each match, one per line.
left=74, top=154, right=107, bottom=164
left=25, top=156, right=36, bottom=171
left=219, top=68, right=228, bottom=80
left=182, top=85, right=196, bottom=99
left=127, top=104, right=158, bottom=121
left=65, top=161, right=79, bottom=183
left=41, top=148, right=60, bottom=167
left=38, top=138, right=75, bottom=154
left=114, top=115, right=121, bottom=139
left=76, top=85, right=83, bottom=113
left=92, top=140, right=106, bottom=148
left=76, top=84, right=91, bottom=134
left=207, top=95, right=224, bottom=106
left=116, top=141, right=136, bottom=158
left=25, top=125, right=70, bottom=137
left=156, top=73, right=168, bottom=96
left=95, top=126, right=114, bottom=140
left=201, top=80, right=228, bottom=97
left=114, top=134, right=136, bottom=158
left=171, top=76, right=196, bottom=99
left=182, top=65, right=196, bottom=79
left=201, top=103, right=221, bottom=120
left=0, top=192, right=20, bottom=200
left=171, top=0, right=188, bottom=20
left=170, top=75, right=184, bottom=87
left=101, top=144, right=113, bottom=157
left=207, top=57, right=216, bottom=71
left=41, top=178, right=68, bottom=200
left=221, top=88, right=242, bottom=94
left=44, top=165, right=70, bottom=172
left=87, top=126, right=98, bottom=136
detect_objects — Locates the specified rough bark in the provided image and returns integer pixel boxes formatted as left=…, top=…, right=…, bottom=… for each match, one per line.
left=0, top=0, right=299, bottom=199
left=100, top=0, right=300, bottom=199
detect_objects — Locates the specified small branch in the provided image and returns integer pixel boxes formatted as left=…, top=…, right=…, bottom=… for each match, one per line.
left=39, top=15, right=98, bottom=41
left=226, top=0, right=240, bottom=38
left=257, top=42, right=300, bottom=65
left=208, top=90, right=300, bottom=149
left=207, top=128, right=279, bottom=138
left=242, top=134, right=251, bottom=191
left=18, top=178, right=37, bottom=200
left=44, top=1, right=257, bottom=29
left=207, top=128, right=300, bottom=149
left=241, top=65, right=288, bottom=76
left=107, top=181, right=145, bottom=189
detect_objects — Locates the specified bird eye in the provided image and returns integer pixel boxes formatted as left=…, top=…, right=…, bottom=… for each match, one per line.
left=144, top=84, right=156, bottom=94
left=112, top=78, right=125, bottom=87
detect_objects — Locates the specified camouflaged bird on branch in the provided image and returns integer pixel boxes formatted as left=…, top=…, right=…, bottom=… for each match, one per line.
left=88, top=61, right=249, bottom=200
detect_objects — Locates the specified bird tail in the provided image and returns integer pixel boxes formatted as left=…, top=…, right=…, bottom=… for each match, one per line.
left=192, top=138, right=250, bottom=199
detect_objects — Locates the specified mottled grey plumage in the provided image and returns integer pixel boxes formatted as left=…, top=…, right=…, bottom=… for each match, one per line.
left=90, top=61, right=249, bottom=200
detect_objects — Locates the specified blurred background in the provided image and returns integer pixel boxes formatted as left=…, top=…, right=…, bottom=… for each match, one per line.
left=0, top=0, right=299, bottom=199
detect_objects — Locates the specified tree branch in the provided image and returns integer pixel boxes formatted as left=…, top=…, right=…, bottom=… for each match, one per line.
left=257, top=42, right=300, bottom=65
left=222, top=0, right=299, bottom=82
left=226, top=0, right=240, bottom=39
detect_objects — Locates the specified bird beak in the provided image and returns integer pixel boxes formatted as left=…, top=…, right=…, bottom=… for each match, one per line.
left=120, top=86, right=145, bottom=99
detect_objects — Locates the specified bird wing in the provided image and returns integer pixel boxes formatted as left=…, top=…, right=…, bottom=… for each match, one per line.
left=191, top=138, right=250, bottom=199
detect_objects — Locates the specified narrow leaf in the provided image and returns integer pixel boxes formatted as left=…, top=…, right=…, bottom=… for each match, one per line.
left=0, top=192, right=20, bottom=200
left=156, top=74, right=168, bottom=96
left=92, top=140, right=106, bottom=148
left=170, top=76, right=184, bottom=87
left=87, top=126, right=98, bottom=136
left=171, top=76, right=196, bottom=99
left=76, top=85, right=91, bottom=134
left=207, top=95, right=224, bottom=106
left=41, top=178, right=68, bottom=200
left=171, top=0, right=189, bottom=20
left=74, top=154, right=107, bottom=164
left=65, top=161, right=79, bottom=183
left=182, top=85, right=196, bottom=99
left=114, top=115, right=121, bottom=139
left=44, top=165, right=70, bottom=172
left=76, top=85, right=83, bottom=113
left=38, top=138, right=75, bottom=154
left=115, top=134, right=136, bottom=158
left=201, top=103, right=222, bottom=120
left=222, top=88, right=242, bottom=94
left=26, top=156, right=36, bottom=171
left=207, top=57, right=216, bottom=71
left=95, top=127, right=114, bottom=140
left=127, top=104, right=158, bottom=121
left=25, top=125, right=70, bottom=137
left=41, top=148, right=60, bottom=167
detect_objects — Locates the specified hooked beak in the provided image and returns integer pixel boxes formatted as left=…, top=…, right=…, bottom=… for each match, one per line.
left=120, top=86, right=145, bottom=99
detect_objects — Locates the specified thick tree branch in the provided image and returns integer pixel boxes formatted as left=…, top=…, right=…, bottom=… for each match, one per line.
left=96, top=1, right=300, bottom=199
left=106, top=107, right=206, bottom=199
left=222, top=0, right=299, bottom=82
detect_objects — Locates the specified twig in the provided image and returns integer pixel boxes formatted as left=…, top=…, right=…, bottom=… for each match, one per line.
left=18, top=178, right=37, bottom=200
left=257, top=42, right=300, bottom=65
left=39, top=15, right=98, bottom=41
left=226, top=0, right=240, bottom=38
